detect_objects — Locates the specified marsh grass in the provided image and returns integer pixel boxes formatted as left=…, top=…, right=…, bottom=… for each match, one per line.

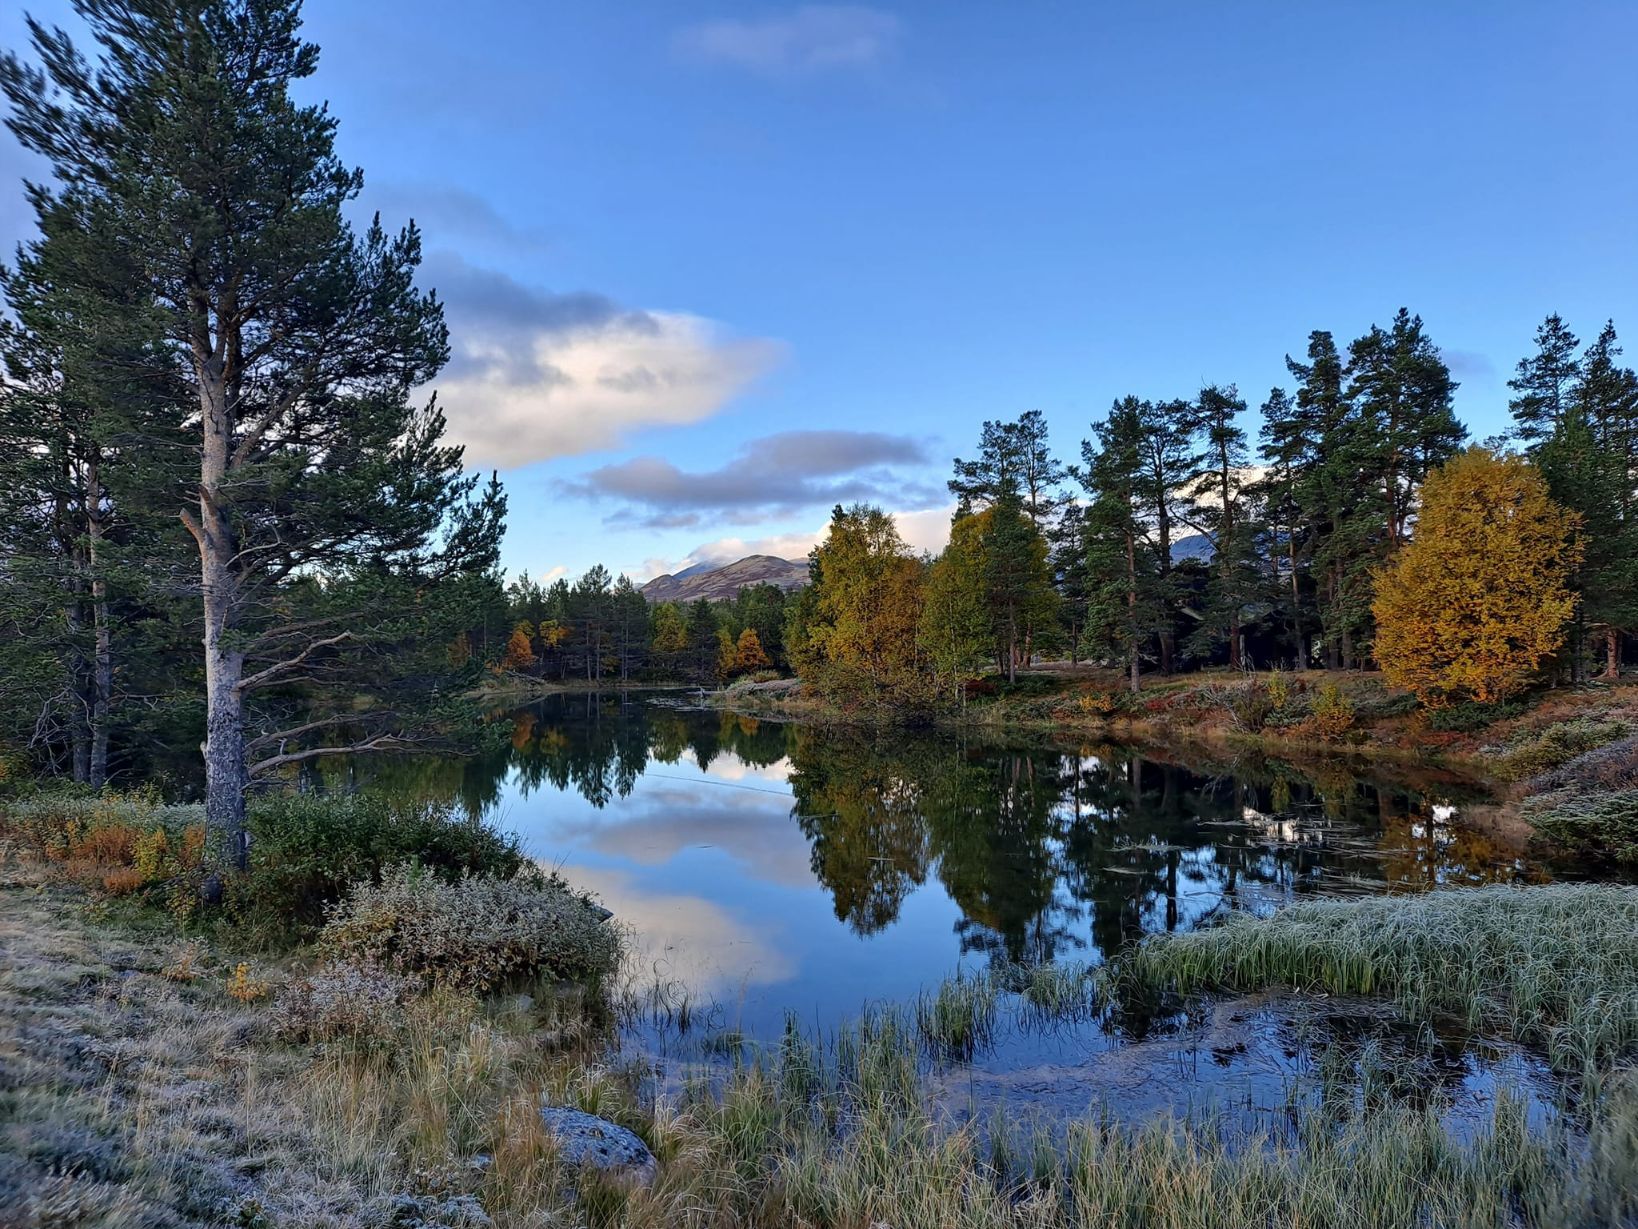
left=914, top=971, right=1000, bottom=1060
left=8, top=846, right=1638, bottom=1227
left=1117, top=883, right=1638, bottom=1081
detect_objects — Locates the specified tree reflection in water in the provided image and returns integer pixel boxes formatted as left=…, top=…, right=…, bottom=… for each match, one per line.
left=321, top=693, right=1533, bottom=971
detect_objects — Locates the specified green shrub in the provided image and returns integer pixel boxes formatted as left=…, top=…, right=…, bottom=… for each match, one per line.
left=1523, top=789, right=1638, bottom=869
left=1357, top=690, right=1419, bottom=721
left=233, top=795, right=526, bottom=934
left=1497, top=718, right=1632, bottom=781
left=1427, top=699, right=1528, bottom=732
left=319, top=864, right=620, bottom=992
left=1295, top=682, right=1355, bottom=742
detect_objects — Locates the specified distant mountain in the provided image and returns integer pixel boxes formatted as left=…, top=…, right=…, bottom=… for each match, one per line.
left=1172, top=533, right=1214, bottom=562
left=641, top=554, right=809, bottom=603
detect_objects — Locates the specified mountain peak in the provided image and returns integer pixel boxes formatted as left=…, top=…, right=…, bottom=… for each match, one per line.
left=641, top=554, right=808, bottom=603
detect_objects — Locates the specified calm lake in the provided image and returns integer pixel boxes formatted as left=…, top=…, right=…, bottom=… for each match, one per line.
left=325, top=691, right=1572, bottom=1130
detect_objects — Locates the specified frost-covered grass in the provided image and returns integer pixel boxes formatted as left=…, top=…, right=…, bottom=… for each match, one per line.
left=1118, top=883, right=1638, bottom=1079
left=6, top=840, right=1638, bottom=1226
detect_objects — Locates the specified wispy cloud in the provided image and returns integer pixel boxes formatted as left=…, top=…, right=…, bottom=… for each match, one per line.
left=424, top=253, right=783, bottom=468
left=1439, top=347, right=1494, bottom=387
left=367, top=182, right=550, bottom=253
left=675, top=5, right=902, bottom=77
left=561, top=430, right=935, bottom=528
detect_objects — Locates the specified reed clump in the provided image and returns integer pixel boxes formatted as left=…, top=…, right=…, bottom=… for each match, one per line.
left=1117, top=883, right=1638, bottom=1077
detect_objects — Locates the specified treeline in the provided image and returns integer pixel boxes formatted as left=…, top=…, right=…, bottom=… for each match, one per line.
left=491, top=570, right=793, bottom=685
left=789, top=311, right=1638, bottom=714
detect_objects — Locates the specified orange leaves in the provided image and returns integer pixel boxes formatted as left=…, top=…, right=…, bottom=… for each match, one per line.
left=1373, top=448, right=1581, bottom=705
left=734, top=628, right=771, bottom=673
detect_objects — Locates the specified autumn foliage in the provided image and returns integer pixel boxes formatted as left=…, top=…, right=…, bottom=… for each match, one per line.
left=1372, top=448, right=1581, bottom=704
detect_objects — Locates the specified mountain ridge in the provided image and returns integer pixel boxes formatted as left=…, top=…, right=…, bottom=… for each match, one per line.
left=641, top=554, right=808, bottom=603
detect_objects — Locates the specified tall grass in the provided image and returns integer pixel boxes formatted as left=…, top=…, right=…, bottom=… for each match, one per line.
left=1117, top=883, right=1638, bottom=1079
left=293, top=976, right=1638, bottom=1229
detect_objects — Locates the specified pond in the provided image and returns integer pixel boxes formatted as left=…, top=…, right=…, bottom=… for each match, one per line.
left=326, top=690, right=1570, bottom=1131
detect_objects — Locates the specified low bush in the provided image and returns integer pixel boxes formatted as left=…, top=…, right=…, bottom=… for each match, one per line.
left=1497, top=718, right=1632, bottom=781
left=1427, top=699, right=1529, bottom=732
left=0, top=792, right=208, bottom=894
left=1357, top=690, right=1420, bottom=721
left=1292, top=682, right=1356, bottom=742
left=231, top=794, right=527, bottom=935
left=1526, top=732, right=1638, bottom=796
left=319, top=864, right=621, bottom=992
left=1523, top=788, right=1638, bottom=869
left=272, top=961, right=412, bottom=1043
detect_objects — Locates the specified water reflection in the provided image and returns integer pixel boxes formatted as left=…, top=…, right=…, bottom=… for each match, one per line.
left=323, top=692, right=1544, bottom=1042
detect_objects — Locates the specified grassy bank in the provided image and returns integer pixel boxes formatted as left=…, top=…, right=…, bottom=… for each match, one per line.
left=5, top=784, right=1638, bottom=1226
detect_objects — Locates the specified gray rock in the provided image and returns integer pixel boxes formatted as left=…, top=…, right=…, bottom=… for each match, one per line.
left=538, top=1105, right=657, bottom=1187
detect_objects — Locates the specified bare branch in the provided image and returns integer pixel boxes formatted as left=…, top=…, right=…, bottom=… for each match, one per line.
left=235, top=631, right=353, bottom=694
left=245, top=711, right=395, bottom=753
left=248, top=734, right=415, bottom=777
left=178, top=506, right=205, bottom=549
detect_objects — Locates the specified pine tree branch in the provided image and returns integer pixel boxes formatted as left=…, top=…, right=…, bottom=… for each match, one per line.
left=235, top=631, right=353, bottom=694
left=247, top=733, right=414, bottom=777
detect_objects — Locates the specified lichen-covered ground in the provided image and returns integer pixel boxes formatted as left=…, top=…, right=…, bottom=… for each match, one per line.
left=0, top=863, right=318, bottom=1228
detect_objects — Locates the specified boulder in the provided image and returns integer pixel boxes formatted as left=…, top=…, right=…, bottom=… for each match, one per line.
left=538, top=1105, right=657, bottom=1187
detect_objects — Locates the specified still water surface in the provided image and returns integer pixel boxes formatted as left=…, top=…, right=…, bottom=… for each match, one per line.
left=329, top=691, right=1579, bottom=1129
left=335, top=693, right=1548, bottom=1032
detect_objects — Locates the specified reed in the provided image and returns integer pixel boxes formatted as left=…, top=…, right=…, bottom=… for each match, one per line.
left=1116, top=883, right=1638, bottom=1078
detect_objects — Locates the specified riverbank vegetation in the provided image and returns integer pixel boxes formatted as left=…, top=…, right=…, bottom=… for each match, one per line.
left=6, top=812, right=1636, bottom=1227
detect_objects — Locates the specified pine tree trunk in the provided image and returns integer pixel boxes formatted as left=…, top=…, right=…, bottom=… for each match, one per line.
left=87, top=456, right=112, bottom=790
left=65, top=594, right=91, bottom=785
left=196, top=364, right=249, bottom=870
left=1126, top=528, right=1140, bottom=694
left=1605, top=628, right=1621, bottom=680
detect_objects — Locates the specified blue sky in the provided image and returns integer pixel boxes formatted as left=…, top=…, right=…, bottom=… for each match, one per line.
left=4, top=2, right=1635, bottom=583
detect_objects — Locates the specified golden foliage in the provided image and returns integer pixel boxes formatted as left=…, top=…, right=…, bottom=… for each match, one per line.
left=225, top=962, right=270, bottom=1003
left=1372, top=448, right=1581, bottom=704
left=733, top=627, right=771, bottom=673
left=499, top=624, right=537, bottom=672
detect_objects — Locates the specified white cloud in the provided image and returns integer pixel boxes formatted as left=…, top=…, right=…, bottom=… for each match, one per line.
left=675, top=6, right=902, bottom=77
left=558, top=865, right=797, bottom=995
left=422, top=253, right=784, bottom=468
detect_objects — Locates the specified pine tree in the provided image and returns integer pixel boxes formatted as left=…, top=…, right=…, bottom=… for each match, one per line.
left=2, top=1, right=505, bottom=862
left=1545, top=321, right=1638, bottom=678
left=979, top=490, right=1057, bottom=682
left=1075, top=399, right=1158, bottom=692
left=1184, top=384, right=1258, bottom=668
left=1508, top=313, right=1581, bottom=446
left=1345, top=309, right=1464, bottom=547
left=1134, top=398, right=1196, bottom=673
left=1254, top=386, right=1312, bottom=666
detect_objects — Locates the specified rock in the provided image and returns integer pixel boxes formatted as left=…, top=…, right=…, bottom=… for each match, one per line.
left=538, top=1105, right=657, bottom=1187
